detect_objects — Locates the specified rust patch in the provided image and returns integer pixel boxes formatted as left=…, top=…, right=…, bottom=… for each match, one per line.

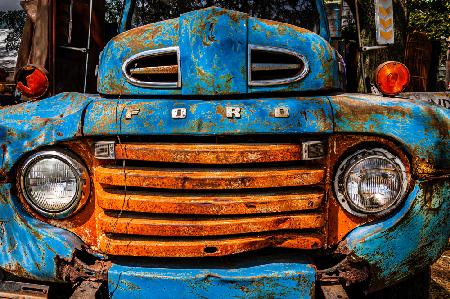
left=95, top=166, right=325, bottom=190
left=98, top=212, right=325, bottom=237
left=98, top=234, right=324, bottom=258
left=115, top=143, right=303, bottom=164
left=57, top=248, right=111, bottom=283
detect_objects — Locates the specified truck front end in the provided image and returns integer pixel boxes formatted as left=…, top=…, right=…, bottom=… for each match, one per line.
left=0, top=1, right=448, bottom=298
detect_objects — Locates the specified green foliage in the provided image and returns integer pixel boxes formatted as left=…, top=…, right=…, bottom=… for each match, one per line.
left=409, top=0, right=450, bottom=67
left=0, top=10, right=26, bottom=52
left=408, top=0, right=450, bottom=41
left=105, top=0, right=124, bottom=24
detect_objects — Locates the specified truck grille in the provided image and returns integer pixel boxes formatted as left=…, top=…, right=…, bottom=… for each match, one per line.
left=94, top=142, right=327, bottom=257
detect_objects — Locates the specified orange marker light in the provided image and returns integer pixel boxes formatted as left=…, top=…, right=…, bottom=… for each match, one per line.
left=16, top=65, right=49, bottom=99
left=375, top=61, right=410, bottom=96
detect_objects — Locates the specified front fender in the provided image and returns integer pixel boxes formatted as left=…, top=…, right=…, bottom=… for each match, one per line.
left=338, top=179, right=449, bottom=291
left=0, top=93, right=96, bottom=280
left=328, top=94, right=450, bottom=177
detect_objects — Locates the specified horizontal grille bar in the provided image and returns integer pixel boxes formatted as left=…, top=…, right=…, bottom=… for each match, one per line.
left=98, top=212, right=324, bottom=237
left=97, top=188, right=324, bottom=215
left=95, top=166, right=325, bottom=190
left=98, top=233, right=324, bottom=257
left=115, top=143, right=304, bottom=164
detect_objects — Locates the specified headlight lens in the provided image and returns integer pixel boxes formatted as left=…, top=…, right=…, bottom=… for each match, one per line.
left=20, top=150, right=88, bottom=218
left=334, top=148, right=408, bottom=216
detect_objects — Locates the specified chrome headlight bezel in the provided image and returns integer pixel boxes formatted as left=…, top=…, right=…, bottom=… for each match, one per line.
left=19, top=149, right=89, bottom=219
left=334, top=148, right=409, bottom=217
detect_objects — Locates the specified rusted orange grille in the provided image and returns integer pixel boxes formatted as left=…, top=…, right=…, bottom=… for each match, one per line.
left=94, top=143, right=327, bottom=257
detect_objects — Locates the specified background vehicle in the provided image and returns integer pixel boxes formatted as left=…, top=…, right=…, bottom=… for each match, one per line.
left=0, top=0, right=448, bottom=298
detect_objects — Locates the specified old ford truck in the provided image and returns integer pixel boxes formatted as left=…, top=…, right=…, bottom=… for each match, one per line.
left=0, top=0, right=448, bottom=298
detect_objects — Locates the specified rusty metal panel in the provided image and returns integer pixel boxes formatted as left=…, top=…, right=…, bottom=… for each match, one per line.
left=98, top=6, right=339, bottom=96
left=401, top=92, right=450, bottom=109
left=83, top=97, right=334, bottom=136
left=0, top=93, right=95, bottom=172
left=0, top=184, right=83, bottom=281
left=115, top=143, right=303, bottom=164
left=337, top=180, right=450, bottom=292
left=97, top=17, right=180, bottom=95
left=321, top=284, right=349, bottom=299
left=98, top=212, right=325, bottom=237
left=97, top=188, right=323, bottom=215
left=99, top=234, right=323, bottom=257
left=0, top=281, right=49, bottom=299
left=329, top=94, right=450, bottom=176
left=180, top=7, right=248, bottom=95
left=93, top=138, right=326, bottom=257
left=248, top=17, right=340, bottom=93
left=108, top=261, right=316, bottom=299
left=95, top=166, right=324, bottom=190
left=325, top=134, right=412, bottom=246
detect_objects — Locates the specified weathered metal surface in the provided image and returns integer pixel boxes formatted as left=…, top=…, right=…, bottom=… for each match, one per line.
left=98, top=7, right=339, bottom=96
left=337, top=179, right=450, bottom=291
left=70, top=281, right=103, bottom=299
left=329, top=94, right=450, bottom=176
left=83, top=97, right=334, bottom=136
left=115, top=143, right=303, bottom=164
left=0, top=88, right=448, bottom=288
left=320, top=284, right=349, bottom=299
left=401, top=92, right=450, bottom=109
left=129, top=65, right=178, bottom=75
left=0, top=281, right=49, bottom=299
left=325, top=134, right=412, bottom=246
left=0, top=92, right=95, bottom=172
left=97, top=188, right=324, bottom=215
left=318, top=256, right=370, bottom=286
left=0, top=94, right=104, bottom=281
left=248, top=17, right=339, bottom=93
left=94, top=140, right=326, bottom=257
left=108, top=261, right=316, bottom=298
left=0, top=184, right=83, bottom=281
left=180, top=7, right=247, bottom=95
left=99, top=234, right=324, bottom=258
left=95, top=166, right=324, bottom=190
left=98, top=212, right=325, bottom=237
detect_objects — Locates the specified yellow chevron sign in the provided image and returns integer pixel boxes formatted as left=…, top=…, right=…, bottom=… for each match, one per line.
left=380, top=30, right=393, bottom=40
left=378, top=6, right=392, bottom=17
left=379, top=18, right=393, bottom=28
left=375, top=0, right=394, bottom=44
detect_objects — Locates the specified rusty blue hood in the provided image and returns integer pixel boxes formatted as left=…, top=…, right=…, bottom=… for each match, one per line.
left=97, top=6, right=340, bottom=96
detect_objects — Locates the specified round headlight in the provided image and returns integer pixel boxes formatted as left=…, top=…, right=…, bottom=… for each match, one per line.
left=334, top=148, right=408, bottom=217
left=20, top=150, right=89, bottom=218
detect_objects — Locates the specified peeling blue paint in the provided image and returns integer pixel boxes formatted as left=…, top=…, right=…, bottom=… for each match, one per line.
left=108, top=261, right=316, bottom=299
left=83, top=96, right=334, bottom=136
left=0, top=184, right=82, bottom=281
left=329, top=94, right=450, bottom=172
left=98, top=6, right=339, bottom=96
left=0, top=92, right=93, bottom=171
left=339, top=180, right=450, bottom=290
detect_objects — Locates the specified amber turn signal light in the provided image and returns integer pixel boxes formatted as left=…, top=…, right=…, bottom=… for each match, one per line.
left=374, top=61, right=410, bottom=96
left=15, top=65, right=49, bottom=99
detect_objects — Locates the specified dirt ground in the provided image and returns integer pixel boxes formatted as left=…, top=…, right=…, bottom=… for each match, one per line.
left=431, top=248, right=450, bottom=299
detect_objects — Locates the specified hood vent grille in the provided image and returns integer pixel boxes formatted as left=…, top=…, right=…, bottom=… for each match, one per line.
left=123, top=47, right=181, bottom=88
left=248, top=45, right=309, bottom=86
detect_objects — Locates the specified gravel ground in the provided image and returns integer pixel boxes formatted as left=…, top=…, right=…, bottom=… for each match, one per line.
left=431, top=249, right=450, bottom=299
